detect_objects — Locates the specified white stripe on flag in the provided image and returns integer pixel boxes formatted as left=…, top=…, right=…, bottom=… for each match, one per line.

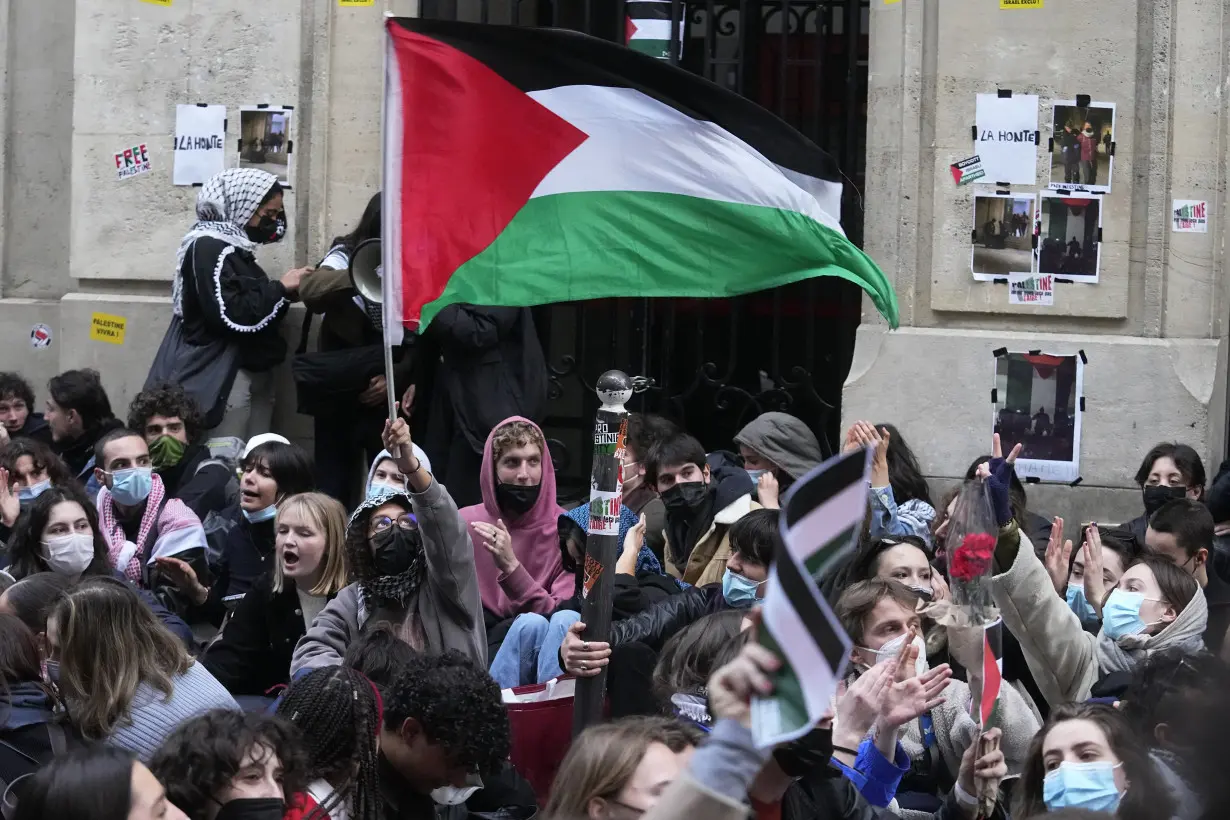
left=629, top=18, right=676, bottom=40
left=783, top=478, right=869, bottom=557
left=382, top=28, right=406, bottom=343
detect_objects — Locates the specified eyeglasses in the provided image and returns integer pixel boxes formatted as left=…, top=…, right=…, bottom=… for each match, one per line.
left=370, top=514, right=416, bottom=535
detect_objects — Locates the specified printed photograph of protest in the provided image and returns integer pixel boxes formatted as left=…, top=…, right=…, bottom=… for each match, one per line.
left=1048, top=100, right=1115, bottom=192
left=1037, top=191, right=1101, bottom=282
left=239, top=107, right=292, bottom=185
left=971, top=193, right=1035, bottom=280
left=993, top=351, right=1083, bottom=482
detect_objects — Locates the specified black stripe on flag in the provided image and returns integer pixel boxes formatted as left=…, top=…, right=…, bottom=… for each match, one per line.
left=390, top=17, right=841, bottom=184
left=627, top=1, right=676, bottom=20
left=783, top=448, right=868, bottom=530
left=776, top=538, right=850, bottom=672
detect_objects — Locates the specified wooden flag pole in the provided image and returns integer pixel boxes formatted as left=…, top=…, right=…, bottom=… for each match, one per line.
left=572, top=370, right=634, bottom=735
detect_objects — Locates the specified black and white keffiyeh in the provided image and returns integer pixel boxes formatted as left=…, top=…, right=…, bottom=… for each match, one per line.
left=172, top=168, right=279, bottom=316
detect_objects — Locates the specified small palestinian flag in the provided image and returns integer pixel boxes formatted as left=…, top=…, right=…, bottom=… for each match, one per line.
left=977, top=618, right=1004, bottom=727
left=379, top=18, right=898, bottom=343
left=626, top=0, right=684, bottom=61
left=751, top=446, right=873, bottom=747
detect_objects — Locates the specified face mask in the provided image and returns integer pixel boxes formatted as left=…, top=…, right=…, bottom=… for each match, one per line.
left=721, top=568, right=763, bottom=609
left=367, top=482, right=402, bottom=500
left=861, top=633, right=928, bottom=678
left=431, top=777, right=483, bottom=806
left=242, top=504, right=278, bottom=524
left=17, top=479, right=51, bottom=504
left=1143, top=484, right=1187, bottom=516
left=1101, top=589, right=1159, bottom=640
left=42, top=533, right=96, bottom=576
left=44, top=660, right=59, bottom=684
left=244, top=213, right=286, bottom=244
left=1083, top=129, right=1094, bottom=136
left=746, top=469, right=768, bottom=484
left=370, top=526, right=421, bottom=576
left=107, top=466, right=153, bottom=506
left=214, top=798, right=286, bottom=820
left=496, top=482, right=541, bottom=517
left=662, top=480, right=707, bottom=514
left=1043, top=761, right=1122, bottom=812
left=149, top=434, right=186, bottom=468
left=1067, top=584, right=1098, bottom=624
left=908, top=585, right=934, bottom=603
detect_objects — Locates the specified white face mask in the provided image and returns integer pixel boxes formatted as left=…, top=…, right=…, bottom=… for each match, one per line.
left=430, top=776, right=483, bottom=806
left=41, top=532, right=95, bottom=576
left=860, top=633, right=928, bottom=678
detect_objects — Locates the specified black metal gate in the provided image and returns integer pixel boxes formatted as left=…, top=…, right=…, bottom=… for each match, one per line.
left=421, top=0, right=870, bottom=501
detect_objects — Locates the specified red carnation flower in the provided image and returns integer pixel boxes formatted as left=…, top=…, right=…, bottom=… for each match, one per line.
left=949, top=532, right=996, bottom=582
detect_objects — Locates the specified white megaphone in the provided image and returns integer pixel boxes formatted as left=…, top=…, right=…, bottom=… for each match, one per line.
left=349, top=238, right=385, bottom=330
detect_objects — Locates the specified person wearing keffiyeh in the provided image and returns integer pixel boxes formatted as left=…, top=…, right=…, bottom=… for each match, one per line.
left=171, top=168, right=312, bottom=440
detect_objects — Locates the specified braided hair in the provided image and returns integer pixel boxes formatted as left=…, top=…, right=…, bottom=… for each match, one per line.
left=275, top=666, right=383, bottom=820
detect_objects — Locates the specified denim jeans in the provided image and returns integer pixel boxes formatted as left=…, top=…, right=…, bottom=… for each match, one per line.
left=488, top=610, right=582, bottom=688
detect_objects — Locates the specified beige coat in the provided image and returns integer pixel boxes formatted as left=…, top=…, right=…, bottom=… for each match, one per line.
left=642, top=774, right=748, bottom=820
left=663, top=494, right=760, bottom=587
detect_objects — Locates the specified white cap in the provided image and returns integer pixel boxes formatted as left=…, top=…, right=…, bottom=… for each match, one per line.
left=242, top=433, right=290, bottom=459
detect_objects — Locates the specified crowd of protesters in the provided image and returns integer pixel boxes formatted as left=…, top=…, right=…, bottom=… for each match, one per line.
left=4, top=169, right=1230, bottom=819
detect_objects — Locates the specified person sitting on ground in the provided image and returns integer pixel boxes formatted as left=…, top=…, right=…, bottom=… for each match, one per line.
left=647, top=430, right=758, bottom=587
left=157, top=438, right=315, bottom=626
left=1014, top=702, right=1176, bottom=819
left=365, top=445, right=432, bottom=500
left=0, top=573, right=74, bottom=662
left=3, top=484, right=194, bottom=646
left=92, top=428, right=210, bottom=616
left=1141, top=498, right=1230, bottom=655
left=561, top=508, right=777, bottom=717
left=44, top=368, right=123, bottom=500
left=127, top=383, right=236, bottom=519
left=0, top=372, right=51, bottom=445
left=10, top=746, right=189, bottom=820
left=543, top=716, right=702, bottom=820
left=733, top=410, right=825, bottom=510
left=835, top=579, right=1040, bottom=811
left=1121, top=442, right=1206, bottom=544
left=845, top=421, right=937, bottom=548
left=0, top=437, right=74, bottom=542
left=49, top=577, right=238, bottom=761
left=201, top=493, right=350, bottom=697
left=651, top=609, right=750, bottom=729
left=149, top=709, right=308, bottom=820
left=275, top=666, right=383, bottom=819
left=375, top=650, right=510, bottom=817
left=0, top=614, right=88, bottom=788
left=292, top=417, right=486, bottom=672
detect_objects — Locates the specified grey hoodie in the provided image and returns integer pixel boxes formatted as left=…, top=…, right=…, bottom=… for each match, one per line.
left=733, top=412, right=824, bottom=481
left=366, top=446, right=433, bottom=492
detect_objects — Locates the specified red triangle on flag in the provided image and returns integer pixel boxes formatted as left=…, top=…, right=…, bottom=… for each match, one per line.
left=626, top=16, right=638, bottom=43
left=951, top=164, right=963, bottom=184
left=388, top=25, right=589, bottom=320
left=980, top=630, right=1002, bottom=726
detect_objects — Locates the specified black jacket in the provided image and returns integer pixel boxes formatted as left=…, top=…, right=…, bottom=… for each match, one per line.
left=12, top=413, right=52, bottom=445
left=200, top=506, right=277, bottom=626
left=201, top=573, right=333, bottom=696
left=181, top=237, right=290, bottom=372
left=52, top=418, right=123, bottom=480
left=420, top=305, right=547, bottom=453
left=0, top=683, right=89, bottom=790
left=664, top=451, right=755, bottom=570
left=785, top=768, right=1008, bottom=820
left=158, top=442, right=235, bottom=520
left=608, top=584, right=727, bottom=651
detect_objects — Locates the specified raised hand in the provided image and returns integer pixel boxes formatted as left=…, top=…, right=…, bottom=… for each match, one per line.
left=1083, top=526, right=1106, bottom=617
left=0, top=467, right=18, bottom=528
left=876, top=664, right=953, bottom=731
left=1044, top=517, right=1072, bottom=595
left=708, top=642, right=781, bottom=729
left=472, top=519, right=518, bottom=574
left=757, top=471, right=781, bottom=510
left=834, top=661, right=892, bottom=741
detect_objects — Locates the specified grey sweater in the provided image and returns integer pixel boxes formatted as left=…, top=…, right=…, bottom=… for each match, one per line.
left=105, top=661, right=239, bottom=762
left=291, top=478, right=487, bottom=673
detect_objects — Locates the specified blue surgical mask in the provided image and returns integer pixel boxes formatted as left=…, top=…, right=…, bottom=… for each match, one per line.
left=367, top=482, right=400, bottom=501
left=1043, top=761, right=1123, bottom=812
left=107, top=467, right=153, bottom=506
left=17, top=479, right=51, bottom=504
left=242, top=504, right=278, bottom=523
left=1101, top=589, right=1151, bottom=639
left=722, top=568, right=763, bottom=609
left=1066, top=584, right=1098, bottom=625
left=746, top=469, right=768, bottom=483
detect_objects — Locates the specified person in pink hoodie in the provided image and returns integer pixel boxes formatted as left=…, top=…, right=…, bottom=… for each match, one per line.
left=460, top=417, right=573, bottom=618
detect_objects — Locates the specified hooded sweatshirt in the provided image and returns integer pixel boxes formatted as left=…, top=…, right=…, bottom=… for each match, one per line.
left=459, top=416, right=572, bottom=618
left=366, top=446, right=433, bottom=493
left=733, top=412, right=825, bottom=481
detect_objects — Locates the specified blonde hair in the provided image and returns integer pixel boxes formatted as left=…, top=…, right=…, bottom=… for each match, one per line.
left=272, top=492, right=349, bottom=596
left=52, top=577, right=191, bottom=739
left=491, top=420, right=545, bottom=463
left=543, top=717, right=697, bottom=820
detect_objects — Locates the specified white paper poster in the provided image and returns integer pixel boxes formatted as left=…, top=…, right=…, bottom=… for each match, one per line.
left=993, top=351, right=1083, bottom=483
left=239, top=107, right=293, bottom=187
left=1008, top=273, right=1054, bottom=305
left=974, top=94, right=1039, bottom=185
left=173, top=104, right=226, bottom=186
left=1172, top=200, right=1208, bottom=233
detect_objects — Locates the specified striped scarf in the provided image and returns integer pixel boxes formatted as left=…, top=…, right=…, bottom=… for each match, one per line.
left=99, top=474, right=167, bottom=582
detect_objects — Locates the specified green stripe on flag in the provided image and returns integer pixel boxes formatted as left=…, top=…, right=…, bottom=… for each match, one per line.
left=803, top=522, right=859, bottom=579
left=629, top=39, right=671, bottom=59
left=418, top=190, right=898, bottom=329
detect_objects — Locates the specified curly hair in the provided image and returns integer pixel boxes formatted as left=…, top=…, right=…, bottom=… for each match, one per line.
left=490, top=419, right=545, bottom=463
left=343, top=622, right=418, bottom=690
left=6, top=484, right=111, bottom=580
left=383, top=650, right=510, bottom=778
left=0, top=437, right=76, bottom=488
left=148, top=709, right=308, bottom=820
left=0, top=372, right=35, bottom=409
left=126, top=383, right=204, bottom=443
left=276, top=666, right=383, bottom=820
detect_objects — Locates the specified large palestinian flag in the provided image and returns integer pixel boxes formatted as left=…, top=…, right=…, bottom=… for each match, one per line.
left=380, top=18, right=897, bottom=343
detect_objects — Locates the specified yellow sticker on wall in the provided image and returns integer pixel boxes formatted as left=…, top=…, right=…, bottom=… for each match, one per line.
left=1000, top=0, right=1042, bottom=7
left=90, top=313, right=127, bottom=345
left=884, top=0, right=901, bottom=4
left=338, top=0, right=375, bottom=6
left=141, top=0, right=173, bottom=6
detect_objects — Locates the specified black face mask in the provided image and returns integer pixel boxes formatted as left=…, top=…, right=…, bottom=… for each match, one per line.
left=245, top=212, right=286, bottom=244
left=497, top=482, right=541, bottom=516
left=214, top=798, right=285, bottom=820
left=772, top=726, right=834, bottom=779
left=370, top=526, right=421, bottom=576
left=662, top=481, right=707, bottom=515
left=1143, top=484, right=1187, bottom=516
